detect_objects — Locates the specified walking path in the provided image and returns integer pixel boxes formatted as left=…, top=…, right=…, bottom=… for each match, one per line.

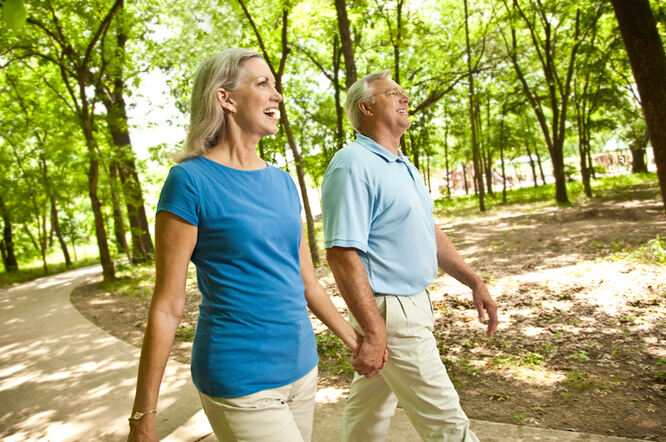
left=0, top=266, right=641, bottom=441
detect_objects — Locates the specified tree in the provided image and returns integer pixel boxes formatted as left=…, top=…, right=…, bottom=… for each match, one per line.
left=96, top=0, right=154, bottom=262
left=610, top=0, right=666, bottom=209
left=334, top=0, right=357, bottom=88
left=12, top=0, right=124, bottom=281
left=0, top=194, right=19, bottom=272
left=501, top=0, right=605, bottom=204
left=464, top=0, right=485, bottom=210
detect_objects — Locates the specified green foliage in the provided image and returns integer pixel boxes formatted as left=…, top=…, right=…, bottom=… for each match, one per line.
left=0, top=255, right=99, bottom=289
left=316, top=332, right=354, bottom=377
left=592, top=164, right=607, bottom=175
left=644, top=236, right=666, bottom=264
left=568, top=351, right=590, bottom=362
left=2, top=0, right=27, bottom=29
left=564, top=163, right=579, bottom=182
left=435, top=173, right=659, bottom=219
left=0, top=0, right=662, bottom=284
left=98, top=261, right=156, bottom=301
left=521, top=352, right=545, bottom=366
left=176, top=325, right=196, bottom=342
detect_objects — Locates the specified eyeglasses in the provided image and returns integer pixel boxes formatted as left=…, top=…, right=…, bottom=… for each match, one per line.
left=371, top=87, right=410, bottom=100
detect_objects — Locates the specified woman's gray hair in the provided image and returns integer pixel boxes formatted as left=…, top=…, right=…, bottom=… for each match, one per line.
left=345, top=69, right=392, bottom=132
left=176, top=48, right=262, bottom=163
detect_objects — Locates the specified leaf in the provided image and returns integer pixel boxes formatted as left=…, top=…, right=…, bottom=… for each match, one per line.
left=2, top=0, right=27, bottom=30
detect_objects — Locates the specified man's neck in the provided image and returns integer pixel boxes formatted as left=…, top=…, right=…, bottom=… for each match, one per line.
left=359, top=128, right=402, bottom=156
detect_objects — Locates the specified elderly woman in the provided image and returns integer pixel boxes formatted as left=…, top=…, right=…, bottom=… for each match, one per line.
left=127, top=48, right=360, bottom=442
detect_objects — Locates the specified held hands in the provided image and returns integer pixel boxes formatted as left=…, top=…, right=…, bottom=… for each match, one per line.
left=471, top=281, right=499, bottom=338
left=351, top=334, right=388, bottom=378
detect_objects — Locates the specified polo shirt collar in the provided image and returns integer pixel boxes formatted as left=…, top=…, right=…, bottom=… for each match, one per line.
left=356, top=134, right=406, bottom=163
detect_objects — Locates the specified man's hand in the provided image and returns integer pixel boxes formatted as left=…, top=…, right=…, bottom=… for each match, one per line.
left=351, top=335, right=387, bottom=378
left=471, top=282, right=498, bottom=337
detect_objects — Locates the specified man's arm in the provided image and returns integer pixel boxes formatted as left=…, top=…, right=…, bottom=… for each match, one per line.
left=326, top=246, right=386, bottom=377
left=435, top=225, right=498, bottom=337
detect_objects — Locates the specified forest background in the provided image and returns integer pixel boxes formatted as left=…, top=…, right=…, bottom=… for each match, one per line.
left=0, top=0, right=664, bottom=278
left=1, top=0, right=665, bottom=439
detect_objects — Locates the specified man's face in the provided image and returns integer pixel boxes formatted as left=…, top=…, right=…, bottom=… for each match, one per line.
left=364, top=77, right=411, bottom=133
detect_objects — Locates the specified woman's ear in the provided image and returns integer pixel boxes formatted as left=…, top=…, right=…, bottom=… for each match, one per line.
left=216, top=88, right=236, bottom=115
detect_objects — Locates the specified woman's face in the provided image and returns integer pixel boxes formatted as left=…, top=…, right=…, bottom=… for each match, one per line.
left=224, top=57, right=282, bottom=139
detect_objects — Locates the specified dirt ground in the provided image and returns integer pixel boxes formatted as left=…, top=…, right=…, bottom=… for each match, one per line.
left=71, top=197, right=666, bottom=441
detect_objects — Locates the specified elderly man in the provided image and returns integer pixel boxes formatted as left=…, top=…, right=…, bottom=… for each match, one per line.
left=321, top=70, right=499, bottom=442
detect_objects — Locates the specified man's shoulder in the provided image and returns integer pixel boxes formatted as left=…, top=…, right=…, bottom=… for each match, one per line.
left=329, top=140, right=375, bottom=169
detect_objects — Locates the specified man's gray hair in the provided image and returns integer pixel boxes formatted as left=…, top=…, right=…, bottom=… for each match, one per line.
left=177, top=48, right=261, bottom=162
left=345, top=70, right=392, bottom=132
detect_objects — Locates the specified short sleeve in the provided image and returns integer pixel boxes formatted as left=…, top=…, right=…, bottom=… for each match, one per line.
left=321, top=166, right=372, bottom=252
left=156, top=165, right=200, bottom=226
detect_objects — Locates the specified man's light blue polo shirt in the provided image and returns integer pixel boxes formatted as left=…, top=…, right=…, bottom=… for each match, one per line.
left=322, top=134, right=438, bottom=296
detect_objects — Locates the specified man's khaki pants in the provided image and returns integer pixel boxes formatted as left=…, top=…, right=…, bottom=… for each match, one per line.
left=341, top=290, right=478, bottom=442
left=199, top=366, right=317, bottom=442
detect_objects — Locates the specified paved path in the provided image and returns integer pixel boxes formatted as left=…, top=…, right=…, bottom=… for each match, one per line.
left=0, top=266, right=642, bottom=441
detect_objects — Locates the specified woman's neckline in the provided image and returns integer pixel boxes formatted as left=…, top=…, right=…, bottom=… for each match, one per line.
left=198, top=155, right=269, bottom=172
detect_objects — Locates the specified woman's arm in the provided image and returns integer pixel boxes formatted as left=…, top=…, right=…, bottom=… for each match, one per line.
left=128, top=212, right=198, bottom=442
left=298, top=226, right=359, bottom=354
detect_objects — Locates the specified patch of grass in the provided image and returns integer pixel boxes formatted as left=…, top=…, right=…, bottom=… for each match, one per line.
left=176, top=325, right=196, bottom=341
left=433, top=172, right=659, bottom=218
left=654, top=371, right=666, bottom=384
left=0, top=255, right=101, bottom=289
left=316, top=332, right=354, bottom=377
left=607, top=235, right=666, bottom=266
left=564, top=371, right=612, bottom=391
left=591, top=172, right=660, bottom=200
left=565, top=372, right=591, bottom=390
left=98, top=261, right=156, bottom=301
left=522, top=352, right=546, bottom=366
left=568, top=351, right=590, bottom=362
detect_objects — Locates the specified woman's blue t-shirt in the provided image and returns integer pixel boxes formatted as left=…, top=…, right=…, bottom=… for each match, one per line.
left=156, top=156, right=318, bottom=398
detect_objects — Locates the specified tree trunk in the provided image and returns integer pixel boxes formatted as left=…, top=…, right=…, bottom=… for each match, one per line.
left=499, top=102, right=508, bottom=204
left=578, top=140, right=592, bottom=197
left=332, top=36, right=344, bottom=153
left=464, top=0, right=485, bottom=211
left=630, top=131, right=649, bottom=173
left=611, top=0, right=666, bottom=209
left=462, top=162, right=470, bottom=195
left=0, top=195, right=18, bottom=272
left=410, top=132, right=420, bottom=171
left=483, top=99, right=493, bottom=196
left=81, top=105, right=115, bottom=281
left=503, top=2, right=600, bottom=205
left=109, top=161, right=130, bottom=258
left=550, top=142, right=568, bottom=203
left=115, top=158, right=155, bottom=262
left=525, top=145, right=538, bottom=188
left=280, top=105, right=320, bottom=263
left=100, top=3, right=154, bottom=263
left=334, top=0, right=357, bottom=89
left=444, top=110, right=451, bottom=198
left=534, top=147, right=547, bottom=185
left=39, top=153, right=72, bottom=266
